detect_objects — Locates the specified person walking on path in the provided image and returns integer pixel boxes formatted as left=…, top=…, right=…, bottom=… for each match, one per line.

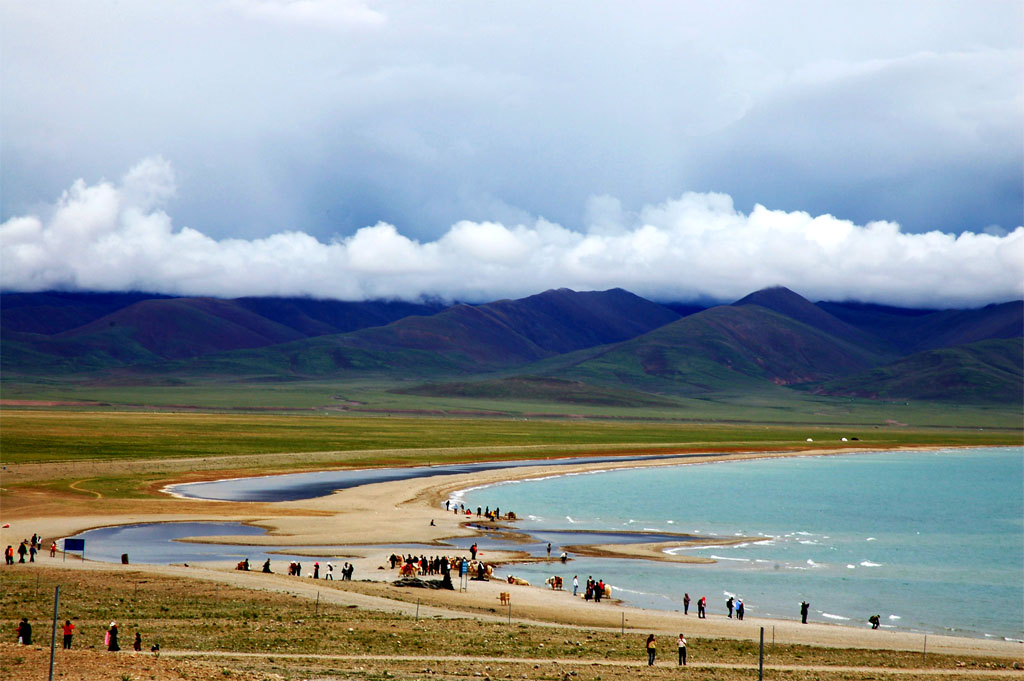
left=683, top=592, right=690, bottom=615
left=62, top=620, right=74, bottom=649
left=677, top=633, right=687, bottom=665
left=4, top=545, right=13, bottom=565
left=133, top=632, right=142, bottom=651
left=50, top=541, right=57, bottom=557
left=726, top=596, right=734, bottom=618
left=106, top=622, right=120, bottom=651
left=17, top=540, right=28, bottom=563
left=645, top=634, right=657, bottom=666
left=17, top=618, right=31, bottom=645
left=801, top=601, right=809, bottom=624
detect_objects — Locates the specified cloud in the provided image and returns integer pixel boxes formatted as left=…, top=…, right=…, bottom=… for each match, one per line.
left=2, top=2, right=1019, bottom=247
left=230, top=0, right=387, bottom=30
left=2, top=158, right=1021, bottom=308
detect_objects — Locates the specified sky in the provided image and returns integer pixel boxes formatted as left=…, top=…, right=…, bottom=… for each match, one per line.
left=2, top=1, right=1022, bottom=307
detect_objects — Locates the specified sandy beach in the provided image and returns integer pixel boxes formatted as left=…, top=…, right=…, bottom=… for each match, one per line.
left=2, top=446, right=1022, bottom=661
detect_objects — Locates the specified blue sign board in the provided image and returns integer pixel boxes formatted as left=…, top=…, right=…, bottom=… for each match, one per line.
left=64, top=538, right=85, bottom=551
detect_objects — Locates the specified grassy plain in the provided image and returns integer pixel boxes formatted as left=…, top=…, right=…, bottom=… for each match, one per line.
left=3, top=375, right=1023, bottom=427
left=2, top=409, right=1020, bottom=468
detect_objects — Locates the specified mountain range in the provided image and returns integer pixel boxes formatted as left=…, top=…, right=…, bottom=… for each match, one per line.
left=2, top=286, right=1021, bottom=405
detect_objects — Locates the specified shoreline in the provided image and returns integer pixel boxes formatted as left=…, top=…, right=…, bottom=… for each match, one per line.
left=3, top=444, right=1022, bottom=657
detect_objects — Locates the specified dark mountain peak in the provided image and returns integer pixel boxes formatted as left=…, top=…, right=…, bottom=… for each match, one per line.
left=732, top=286, right=809, bottom=309
left=732, top=286, right=890, bottom=353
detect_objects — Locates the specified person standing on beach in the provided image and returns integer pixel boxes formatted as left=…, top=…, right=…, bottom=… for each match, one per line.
left=736, top=599, right=744, bottom=620
left=62, top=620, right=74, bottom=648
left=470, top=543, right=477, bottom=560
left=698, top=596, right=706, bottom=618
left=547, top=543, right=551, bottom=558
left=726, top=596, right=734, bottom=618
left=677, top=633, right=687, bottom=665
left=645, top=634, right=656, bottom=666
left=800, top=601, right=809, bottom=624
left=683, top=592, right=690, bottom=615
left=313, top=562, right=320, bottom=579
left=572, top=575, right=579, bottom=596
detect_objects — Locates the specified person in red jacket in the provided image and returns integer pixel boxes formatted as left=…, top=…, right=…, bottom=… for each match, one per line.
left=62, top=620, right=74, bottom=649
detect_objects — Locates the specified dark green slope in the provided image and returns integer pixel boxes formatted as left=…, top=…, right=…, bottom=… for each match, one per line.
left=173, top=288, right=681, bottom=378
left=735, top=286, right=895, bottom=355
left=818, top=300, right=1022, bottom=354
left=0, top=291, right=169, bottom=334
left=233, top=297, right=445, bottom=336
left=59, top=298, right=307, bottom=359
left=536, top=303, right=885, bottom=396
left=813, top=338, right=1023, bottom=403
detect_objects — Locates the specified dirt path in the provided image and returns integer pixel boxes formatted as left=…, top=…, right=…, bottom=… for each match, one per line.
left=157, top=651, right=1024, bottom=677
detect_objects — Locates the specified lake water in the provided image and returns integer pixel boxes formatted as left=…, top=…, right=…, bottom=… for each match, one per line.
left=165, top=452, right=719, bottom=501
left=71, top=446, right=1022, bottom=641
left=458, top=447, right=1024, bottom=641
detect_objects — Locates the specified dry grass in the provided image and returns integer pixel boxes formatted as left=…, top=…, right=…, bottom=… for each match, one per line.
left=2, top=566, right=1019, bottom=681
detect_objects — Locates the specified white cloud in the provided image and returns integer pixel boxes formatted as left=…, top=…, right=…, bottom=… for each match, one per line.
left=2, top=157, right=1022, bottom=307
left=230, top=0, right=387, bottom=30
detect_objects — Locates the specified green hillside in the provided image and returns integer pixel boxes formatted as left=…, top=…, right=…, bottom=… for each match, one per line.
left=814, top=338, right=1024, bottom=403
left=537, top=304, right=884, bottom=396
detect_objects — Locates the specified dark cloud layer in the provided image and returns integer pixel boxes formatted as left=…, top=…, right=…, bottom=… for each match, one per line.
left=1, top=2, right=1021, bottom=304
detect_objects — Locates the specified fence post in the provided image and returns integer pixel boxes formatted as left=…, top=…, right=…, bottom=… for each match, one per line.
left=759, top=627, right=764, bottom=681
left=48, top=586, right=60, bottom=681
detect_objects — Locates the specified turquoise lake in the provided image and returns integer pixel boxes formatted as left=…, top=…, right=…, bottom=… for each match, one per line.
left=458, top=447, right=1024, bottom=640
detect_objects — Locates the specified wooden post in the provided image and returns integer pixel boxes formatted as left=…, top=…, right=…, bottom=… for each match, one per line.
left=315, top=591, right=320, bottom=616
left=48, top=586, right=60, bottom=681
left=758, top=627, right=764, bottom=681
